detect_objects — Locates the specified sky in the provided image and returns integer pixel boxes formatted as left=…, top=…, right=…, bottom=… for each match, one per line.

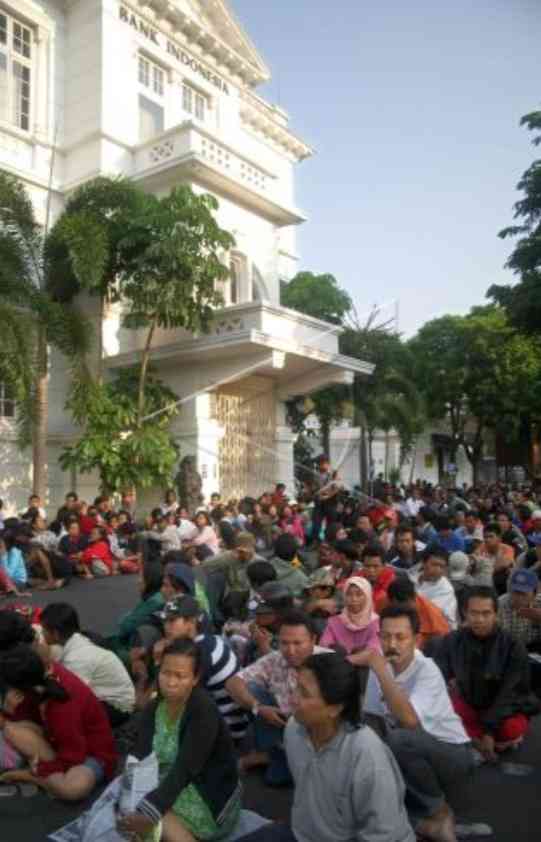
left=230, top=0, right=541, bottom=336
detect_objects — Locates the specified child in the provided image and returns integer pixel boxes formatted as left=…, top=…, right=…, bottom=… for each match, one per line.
left=0, top=536, right=29, bottom=596
left=79, top=527, right=115, bottom=578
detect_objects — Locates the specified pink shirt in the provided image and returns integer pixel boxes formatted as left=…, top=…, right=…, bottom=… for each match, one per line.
left=192, top=525, right=220, bottom=555
left=320, top=615, right=381, bottom=655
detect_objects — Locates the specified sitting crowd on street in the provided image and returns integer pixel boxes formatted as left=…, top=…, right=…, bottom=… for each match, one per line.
left=1, top=459, right=541, bottom=841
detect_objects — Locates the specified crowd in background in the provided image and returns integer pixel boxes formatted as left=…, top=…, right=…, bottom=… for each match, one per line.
left=0, top=458, right=541, bottom=841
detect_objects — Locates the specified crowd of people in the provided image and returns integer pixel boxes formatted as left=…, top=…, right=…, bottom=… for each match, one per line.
left=0, top=457, right=541, bottom=842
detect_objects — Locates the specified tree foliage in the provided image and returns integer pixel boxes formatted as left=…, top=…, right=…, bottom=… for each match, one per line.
left=60, top=369, right=180, bottom=493
left=0, top=170, right=93, bottom=494
left=408, top=306, right=541, bottom=479
left=281, top=271, right=352, bottom=324
left=52, top=180, right=234, bottom=490
left=488, top=111, right=541, bottom=333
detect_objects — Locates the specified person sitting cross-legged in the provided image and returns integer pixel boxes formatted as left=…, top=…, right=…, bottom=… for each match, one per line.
left=226, top=610, right=329, bottom=785
left=362, top=605, right=474, bottom=842
left=0, top=644, right=117, bottom=801
left=40, top=602, right=135, bottom=727
left=235, top=652, right=415, bottom=842
left=435, top=586, right=540, bottom=760
left=118, top=638, right=242, bottom=842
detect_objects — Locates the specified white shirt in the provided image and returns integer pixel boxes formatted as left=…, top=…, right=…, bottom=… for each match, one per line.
left=406, top=497, right=423, bottom=517
left=364, top=649, right=469, bottom=745
left=56, top=632, right=135, bottom=713
left=177, top=519, right=198, bottom=542
left=410, top=571, right=458, bottom=629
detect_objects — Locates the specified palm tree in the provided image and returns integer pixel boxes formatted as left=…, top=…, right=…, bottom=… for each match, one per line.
left=0, top=171, right=93, bottom=498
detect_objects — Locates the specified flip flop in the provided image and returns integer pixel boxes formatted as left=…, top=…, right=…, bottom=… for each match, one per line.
left=18, top=783, right=39, bottom=797
left=0, top=784, right=18, bottom=797
left=456, top=822, right=493, bottom=838
left=499, top=761, right=534, bottom=776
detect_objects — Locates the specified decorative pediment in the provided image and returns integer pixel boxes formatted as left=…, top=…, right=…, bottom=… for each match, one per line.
left=136, top=0, right=270, bottom=85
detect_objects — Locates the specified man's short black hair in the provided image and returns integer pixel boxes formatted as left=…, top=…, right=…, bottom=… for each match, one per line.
left=464, top=586, right=498, bottom=612
left=418, top=506, right=434, bottom=523
left=362, top=543, right=385, bottom=562
left=484, top=522, right=502, bottom=537
left=387, top=577, right=415, bottom=603
left=423, top=544, right=449, bottom=563
left=246, top=560, right=277, bottom=589
left=274, top=533, right=298, bottom=562
left=395, top=524, right=414, bottom=538
left=332, top=539, right=359, bottom=561
left=436, top=515, right=451, bottom=531
left=349, top=529, right=369, bottom=545
left=279, top=609, right=317, bottom=638
left=40, top=603, right=80, bottom=643
left=380, top=604, right=420, bottom=635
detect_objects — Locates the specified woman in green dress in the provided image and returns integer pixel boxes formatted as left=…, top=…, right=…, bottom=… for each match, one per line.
left=107, top=562, right=164, bottom=664
left=118, top=638, right=241, bottom=842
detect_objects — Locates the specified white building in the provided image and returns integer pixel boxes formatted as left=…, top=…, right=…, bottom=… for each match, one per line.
left=0, top=0, right=371, bottom=513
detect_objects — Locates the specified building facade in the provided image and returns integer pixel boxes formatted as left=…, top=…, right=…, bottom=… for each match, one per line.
left=0, top=0, right=370, bottom=513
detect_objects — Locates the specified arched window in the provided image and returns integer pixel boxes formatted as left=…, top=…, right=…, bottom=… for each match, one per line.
left=252, top=264, right=270, bottom=302
left=229, top=253, right=248, bottom=305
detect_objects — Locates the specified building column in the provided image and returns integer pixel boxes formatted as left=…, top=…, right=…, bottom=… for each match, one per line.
left=274, top=401, right=296, bottom=496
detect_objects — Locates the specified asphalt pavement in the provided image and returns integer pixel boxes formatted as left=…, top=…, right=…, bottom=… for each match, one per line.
left=1, top=575, right=540, bottom=841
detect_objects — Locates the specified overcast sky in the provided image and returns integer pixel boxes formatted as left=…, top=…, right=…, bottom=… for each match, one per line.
left=231, top=0, right=541, bottom=335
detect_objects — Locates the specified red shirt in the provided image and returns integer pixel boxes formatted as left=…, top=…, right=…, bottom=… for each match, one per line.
left=24, top=663, right=118, bottom=780
left=81, top=539, right=114, bottom=571
left=362, top=566, right=396, bottom=613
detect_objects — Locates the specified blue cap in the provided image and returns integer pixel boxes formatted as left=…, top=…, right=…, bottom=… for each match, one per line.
left=509, top=568, right=538, bottom=593
left=529, top=532, right=541, bottom=546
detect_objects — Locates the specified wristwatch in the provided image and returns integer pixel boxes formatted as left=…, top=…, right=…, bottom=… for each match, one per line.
left=251, top=702, right=260, bottom=718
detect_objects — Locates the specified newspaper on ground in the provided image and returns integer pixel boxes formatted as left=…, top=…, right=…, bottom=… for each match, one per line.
left=48, top=753, right=160, bottom=842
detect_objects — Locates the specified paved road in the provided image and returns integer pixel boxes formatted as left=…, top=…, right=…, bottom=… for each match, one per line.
left=1, top=576, right=540, bottom=841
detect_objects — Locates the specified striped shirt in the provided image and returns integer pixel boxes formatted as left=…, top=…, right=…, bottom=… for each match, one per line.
left=195, top=633, right=248, bottom=740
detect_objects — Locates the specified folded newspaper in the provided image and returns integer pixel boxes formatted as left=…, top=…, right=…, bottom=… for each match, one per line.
left=49, top=753, right=161, bottom=842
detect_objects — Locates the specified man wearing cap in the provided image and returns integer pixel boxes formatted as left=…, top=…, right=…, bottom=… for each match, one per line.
left=200, top=531, right=266, bottom=615
left=303, top=568, right=340, bottom=636
left=516, top=531, right=541, bottom=571
left=498, top=568, right=541, bottom=647
left=156, top=596, right=248, bottom=742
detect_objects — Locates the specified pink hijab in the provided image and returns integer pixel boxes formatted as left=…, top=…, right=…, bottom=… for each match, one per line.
left=341, top=576, right=378, bottom=631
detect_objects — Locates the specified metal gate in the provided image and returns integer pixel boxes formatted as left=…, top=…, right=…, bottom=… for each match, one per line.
left=215, top=384, right=276, bottom=500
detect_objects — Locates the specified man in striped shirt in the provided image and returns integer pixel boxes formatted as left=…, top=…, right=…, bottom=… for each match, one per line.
left=159, top=596, right=248, bottom=741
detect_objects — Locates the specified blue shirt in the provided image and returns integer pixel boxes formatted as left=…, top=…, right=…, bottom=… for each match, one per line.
left=437, top=532, right=465, bottom=554
left=0, top=547, right=27, bottom=585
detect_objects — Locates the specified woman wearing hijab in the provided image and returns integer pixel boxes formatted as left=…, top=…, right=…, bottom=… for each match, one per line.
left=320, top=577, right=381, bottom=662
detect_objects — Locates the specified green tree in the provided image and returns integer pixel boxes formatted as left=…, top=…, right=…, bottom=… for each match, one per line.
left=60, top=369, right=180, bottom=493
left=409, top=307, right=541, bottom=483
left=281, top=271, right=352, bottom=324
left=488, top=111, right=541, bottom=333
left=56, top=183, right=234, bottom=490
left=0, top=171, right=93, bottom=497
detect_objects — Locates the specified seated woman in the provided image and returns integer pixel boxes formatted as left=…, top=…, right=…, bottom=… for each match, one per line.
left=0, top=644, right=117, bottom=801
left=0, top=535, right=29, bottom=596
left=190, top=512, right=220, bottom=557
left=319, top=576, right=381, bottom=662
left=26, top=513, right=69, bottom=590
left=79, top=526, right=116, bottom=578
left=237, top=653, right=414, bottom=842
left=118, top=638, right=241, bottom=842
left=107, top=561, right=164, bottom=662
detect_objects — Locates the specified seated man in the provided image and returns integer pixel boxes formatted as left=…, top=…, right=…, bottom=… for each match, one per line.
left=225, top=610, right=328, bottom=785
left=363, top=605, right=474, bottom=842
left=200, top=531, right=266, bottom=616
left=268, top=534, right=310, bottom=598
left=480, top=522, right=515, bottom=594
left=410, top=546, right=458, bottom=629
left=498, top=568, right=541, bottom=692
left=360, top=543, right=396, bottom=613
left=40, top=602, right=135, bottom=727
left=435, top=586, right=540, bottom=759
left=380, top=577, right=450, bottom=652
left=388, top=525, right=425, bottom=571
left=327, top=538, right=362, bottom=591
